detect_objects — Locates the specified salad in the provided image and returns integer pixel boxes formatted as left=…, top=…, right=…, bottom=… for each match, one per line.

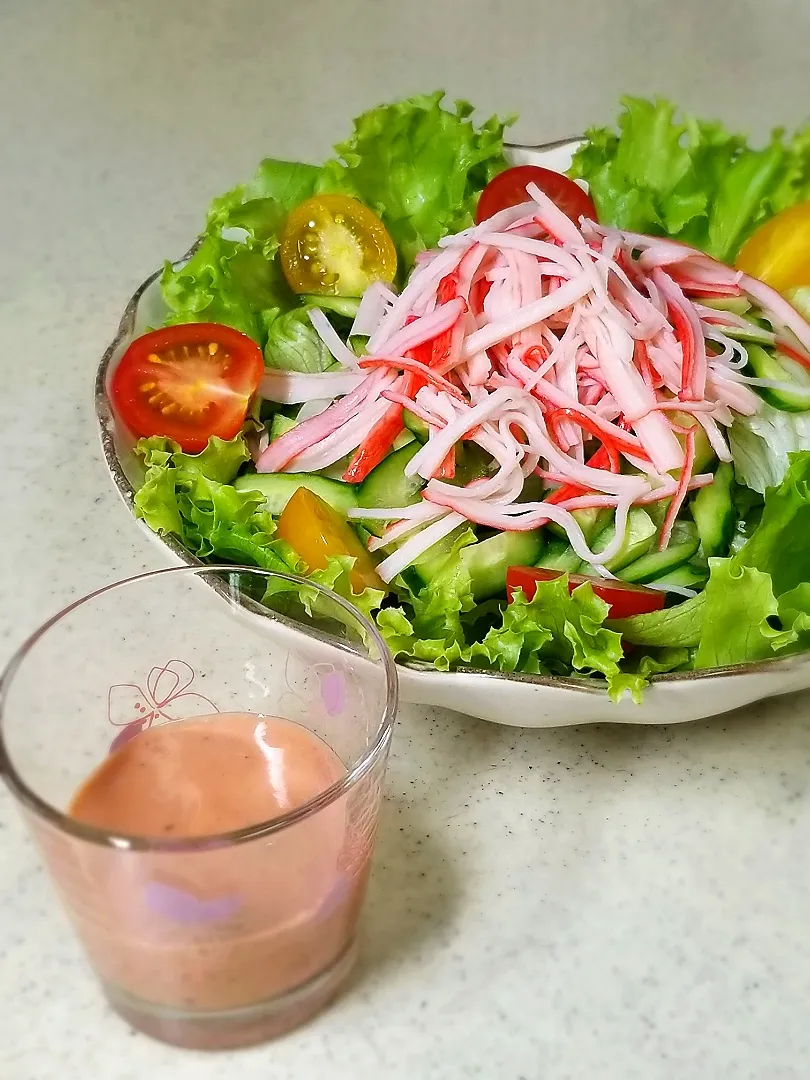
left=112, top=93, right=810, bottom=701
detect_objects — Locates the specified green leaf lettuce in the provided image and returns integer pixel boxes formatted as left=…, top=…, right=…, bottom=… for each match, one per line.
left=570, top=96, right=810, bottom=262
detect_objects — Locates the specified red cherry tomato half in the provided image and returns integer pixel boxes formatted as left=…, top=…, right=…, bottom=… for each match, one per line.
left=475, top=165, right=597, bottom=226
left=111, top=323, right=265, bottom=453
left=505, top=566, right=665, bottom=620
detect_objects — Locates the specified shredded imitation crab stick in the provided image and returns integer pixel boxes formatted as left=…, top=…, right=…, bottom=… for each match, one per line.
left=256, top=185, right=810, bottom=584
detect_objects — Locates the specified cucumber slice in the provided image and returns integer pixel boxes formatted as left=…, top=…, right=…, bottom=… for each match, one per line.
left=451, top=443, right=495, bottom=487
left=592, top=508, right=656, bottom=572
left=300, top=295, right=361, bottom=318
left=356, top=443, right=426, bottom=537
left=747, top=343, right=810, bottom=412
left=787, top=287, right=810, bottom=322
left=269, top=413, right=297, bottom=441
left=460, top=530, right=544, bottom=601
left=401, top=525, right=467, bottom=590
left=700, top=296, right=752, bottom=316
left=536, top=537, right=585, bottom=574
left=646, top=563, right=708, bottom=590
left=319, top=457, right=352, bottom=481
left=618, top=536, right=700, bottom=583
left=722, top=322, right=775, bottom=345
left=690, top=461, right=735, bottom=558
left=670, top=412, right=715, bottom=473
left=646, top=498, right=669, bottom=528
left=548, top=507, right=611, bottom=543
left=403, top=409, right=430, bottom=443
left=393, top=429, right=415, bottom=450
left=234, top=473, right=358, bottom=517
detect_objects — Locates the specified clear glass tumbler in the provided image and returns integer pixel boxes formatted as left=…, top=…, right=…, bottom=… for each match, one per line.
left=0, top=566, right=397, bottom=1049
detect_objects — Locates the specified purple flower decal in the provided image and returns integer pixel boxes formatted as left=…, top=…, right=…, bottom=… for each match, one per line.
left=144, top=880, right=241, bottom=925
left=320, top=669, right=346, bottom=717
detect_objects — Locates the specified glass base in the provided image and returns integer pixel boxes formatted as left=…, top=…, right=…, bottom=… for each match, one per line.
left=104, top=939, right=358, bottom=1050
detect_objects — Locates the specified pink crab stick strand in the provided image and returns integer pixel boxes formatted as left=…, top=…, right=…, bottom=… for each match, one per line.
left=254, top=180, right=810, bottom=574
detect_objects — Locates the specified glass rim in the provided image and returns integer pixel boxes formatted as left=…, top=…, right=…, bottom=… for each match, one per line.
left=0, top=565, right=398, bottom=852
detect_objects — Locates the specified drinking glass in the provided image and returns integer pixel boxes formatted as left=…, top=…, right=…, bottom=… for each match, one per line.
left=0, top=565, right=398, bottom=1049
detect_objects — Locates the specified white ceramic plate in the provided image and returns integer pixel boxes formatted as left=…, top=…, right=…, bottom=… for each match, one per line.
left=94, top=139, right=810, bottom=727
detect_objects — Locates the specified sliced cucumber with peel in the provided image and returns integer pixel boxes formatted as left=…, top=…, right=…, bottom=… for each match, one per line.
left=393, top=429, right=415, bottom=450
left=234, top=473, right=358, bottom=517
left=617, top=519, right=700, bottom=583
left=690, top=461, right=735, bottom=558
left=355, top=442, right=426, bottom=537
left=403, top=409, right=430, bottom=443
left=646, top=563, right=708, bottom=590
left=400, top=526, right=467, bottom=591
left=548, top=506, right=611, bottom=544
left=700, top=296, right=752, bottom=316
left=299, top=295, right=361, bottom=318
left=451, top=442, right=495, bottom=487
left=592, top=508, right=657, bottom=573
left=460, top=530, right=544, bottom=601
left=618, top=539, right=699, bottom=584
left=536, top=537, right=585, bottom=574
left=269, top=413, right=297, bottom=441
left=747, top=343, right=810, bottom=412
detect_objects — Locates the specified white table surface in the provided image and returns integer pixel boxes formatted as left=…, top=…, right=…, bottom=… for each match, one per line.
left=3, top=1, right=810, bottom=1076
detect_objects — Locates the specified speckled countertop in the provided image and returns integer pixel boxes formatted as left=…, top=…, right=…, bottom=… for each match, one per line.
left=3, top=1, right=810, bottom=1077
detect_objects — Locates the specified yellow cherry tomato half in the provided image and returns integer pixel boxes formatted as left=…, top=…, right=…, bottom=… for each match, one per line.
left=280, top=194, right=397, bottom=297
left=275, top=487, right=386, bottom=594
left=736, top=200, right=810, bottom=294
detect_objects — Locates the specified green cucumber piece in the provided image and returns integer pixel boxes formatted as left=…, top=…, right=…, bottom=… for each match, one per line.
left=670, top=414, right=715, bottom=473
left=400, top=526, right=467, bottom=590
left=618, top=536, right=700, bottom=584
left=722, top=322, right=775, bottom=345
left=692, top=431, right=716, bottom=474
left=548, top=507, right=611, bottom=543
left=787, top=287, right=810, bottom=322
left=319, top=457, right=352, bottom=481
left=269, top=413, right=297, bottom=441
left=536, top=538, right=585, bottom=574
left=460, top=530, right=544, bottom=601
left=646, top=499, right=669, bottom=528
left=747, top=343, right=810, bottom=412
left=700, top=296, right=752, bottom=316
left=403, top=409, right=430, bottom=443
left=234, top=473, right=358, bottom=517
left=451, top=443, right=495, bottom=487
left=592, top=508, right=657, bottom=572
left=300, top=295, right=361, bottom=318
left=647, top=563, right=708, bottom=590
left=393, top=429, right=415, bottom=450
left=690, top=462, right=735, bottom=558
left=356, top=443, right=426, bottom=537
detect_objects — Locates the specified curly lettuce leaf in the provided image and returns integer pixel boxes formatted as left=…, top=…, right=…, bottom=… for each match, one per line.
left=625, top=452, right=810, bottom=667
left=609, top=592, right=705, bottom=648
left=696, top=562, right=795, bottom=667
left=735, top=451, right=810, bottom=596
left=570, top=97, right=810, bottom=262
left=245, top=159, right=321, bottom=212
left=379, top=571, right=637, bottom=697
left=407, top=528, right=477, bottom=643
left=136, top=434, right=249, bottom=483
left=320, top=92, right=511, bottom=267
left=161, top=186, right=295, bottom=343
left=262, top=553, right=384, bottom=629
left=161, top=93, right=511, bottom=352
left=262, top=307, right=333, bottom=373
left=470, top=577, right=623, bottom=680
left=133, top=435, right=295, bottom=572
